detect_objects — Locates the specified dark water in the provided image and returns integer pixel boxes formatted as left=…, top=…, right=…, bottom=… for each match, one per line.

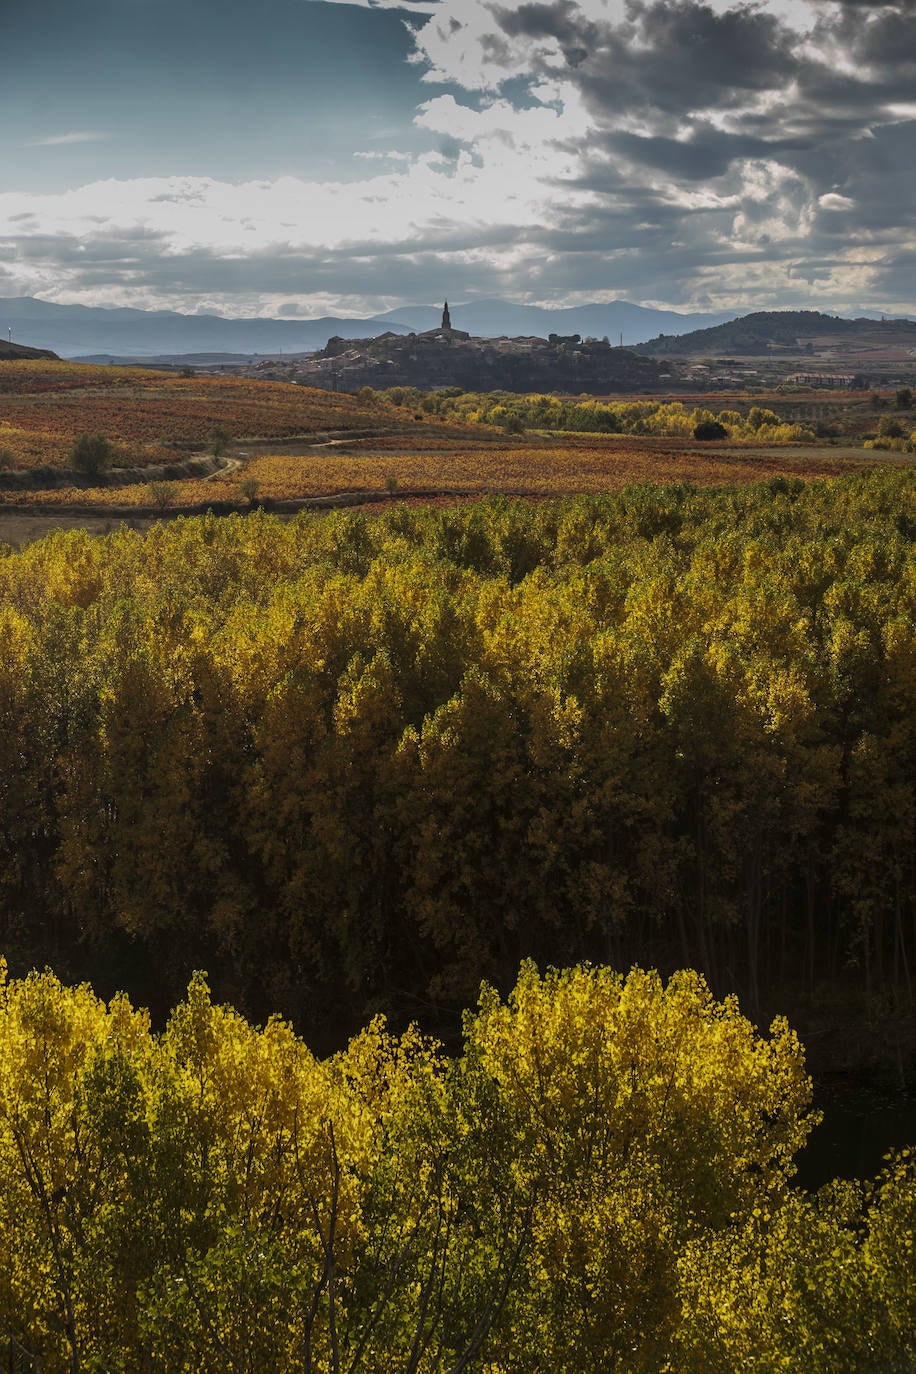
left=795, top=1095, right=916, bottom=1190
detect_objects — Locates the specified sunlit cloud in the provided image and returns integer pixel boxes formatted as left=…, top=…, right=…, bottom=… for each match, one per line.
left=7, top=0, right=916, bottom=315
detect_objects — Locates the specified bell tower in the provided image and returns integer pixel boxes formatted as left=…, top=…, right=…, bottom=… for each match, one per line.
left=441, top=300, right=451, bottom=330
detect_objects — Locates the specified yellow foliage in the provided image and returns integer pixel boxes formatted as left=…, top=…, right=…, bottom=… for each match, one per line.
left=0, top=962, right=910, bottom=1372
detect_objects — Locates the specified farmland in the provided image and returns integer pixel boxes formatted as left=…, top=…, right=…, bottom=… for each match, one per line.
left=0, top=361, right=415, bottom=470
left=0, top=361, right=912, bottom=535
left=5, top=434, right=892, bottom=515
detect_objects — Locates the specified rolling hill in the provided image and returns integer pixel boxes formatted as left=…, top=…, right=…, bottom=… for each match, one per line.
left=0, top=338, right=59, bottom=361
left=633, top=310, right=916, bottom=356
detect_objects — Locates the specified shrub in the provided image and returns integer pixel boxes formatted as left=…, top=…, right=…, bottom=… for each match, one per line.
left=693, top=420, right=727, bottom=440
left=747, top=406, right=782, bottom=430
left=208, top=425, right=233, bottom=458
left=239, top=475, right=260, bottom=505
left=863, top=436, right=912, bottom=453
left=147, top=481, right=177, bottom=511
left=69, top=433, right=114, bottom=475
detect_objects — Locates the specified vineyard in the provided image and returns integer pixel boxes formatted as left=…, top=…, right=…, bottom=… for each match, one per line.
left=0, top=361, right=415, bottom=469
left=1, top=437, right=882, bottom=510
left=0, top=362, right=911, bottom=525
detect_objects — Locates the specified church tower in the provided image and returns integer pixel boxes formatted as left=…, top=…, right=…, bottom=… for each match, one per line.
left=441, top=300, right=451, bottom=330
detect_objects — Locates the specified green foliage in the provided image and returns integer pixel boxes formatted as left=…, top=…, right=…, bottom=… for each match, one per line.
left=208, top=423, right=232, bottom=457
left=693, top=419, right=727, bottom=439
left=1, top=959, right=909, bottom=1372
left=69, top=431, right=114, bottom=475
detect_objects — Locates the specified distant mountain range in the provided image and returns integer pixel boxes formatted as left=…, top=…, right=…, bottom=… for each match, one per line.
left=0, top=295, right=740, bottom=361
left=2, top=296, right=913, bottom=363
left=375, top=299, right=740, bottom=345
left=0, top=297, right=409, bottom=362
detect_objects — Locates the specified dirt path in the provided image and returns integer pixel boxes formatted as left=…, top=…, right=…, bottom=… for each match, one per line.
left=0, top=510, right=157, bottom=546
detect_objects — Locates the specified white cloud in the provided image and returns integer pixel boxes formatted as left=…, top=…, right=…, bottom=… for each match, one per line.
left=28, top=131, right=111, bottom=147
left=415, top=91, right=589, bottom=150
left=0, top=156, right=565, bottom=289
left=5, top=0, right=915, bottom=315
left=309, top=0, right=439, bottom=11
left=818, top=192, right=855, bottom=210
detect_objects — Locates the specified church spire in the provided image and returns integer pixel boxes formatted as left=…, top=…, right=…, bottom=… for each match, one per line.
left=441, top=300, right=451, bottom=330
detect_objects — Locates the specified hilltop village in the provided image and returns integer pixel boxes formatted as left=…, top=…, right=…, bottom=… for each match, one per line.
left=250, top=303, right=667, bottom=394
left=225, top=305, right=916, bottom=393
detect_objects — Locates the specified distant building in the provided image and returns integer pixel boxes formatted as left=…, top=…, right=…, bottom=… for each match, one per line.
left=785, top=372, right=858, bottom=388
left=418, top=301, right=470, bottom=342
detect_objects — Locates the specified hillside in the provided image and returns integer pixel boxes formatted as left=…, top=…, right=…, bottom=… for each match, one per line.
left=263, top=329, right=666, bottom=393
left=0, top=359, right=416, bottom=470
left=0, top=338, right=59, bottom=361
left=634, top=310, right=916, bottom=356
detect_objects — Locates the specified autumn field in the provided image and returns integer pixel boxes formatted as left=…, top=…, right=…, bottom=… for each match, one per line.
left=0, top=361, right=912, bottom=530
left=0, top=360, right=416, bottom=469
left=2, top=435, right=895, bottom=513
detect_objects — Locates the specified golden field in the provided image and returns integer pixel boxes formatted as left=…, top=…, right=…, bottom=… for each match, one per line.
left=4, top=435, right=889, bottom=511
left=0, top=361, right=413, bottom=468
left=0, top=360, right=909, bottom=518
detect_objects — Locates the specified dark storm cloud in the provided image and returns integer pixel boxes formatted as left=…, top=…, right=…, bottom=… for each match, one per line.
left=6, top=0, right=915, bottom=314
left=493, top=0, right=803, bottom=112
left=498, top=0, right=599, bottom=64
left=604, top=127, right=806, bottom=181
left=449, top=0, right=915, bottom=305
left=868, top=245, right=916, bottom=299
left=487, top=0, right=916, bottom=173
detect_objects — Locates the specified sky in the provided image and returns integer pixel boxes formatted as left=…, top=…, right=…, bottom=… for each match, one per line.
left=2, top=0, right=914, bottom=318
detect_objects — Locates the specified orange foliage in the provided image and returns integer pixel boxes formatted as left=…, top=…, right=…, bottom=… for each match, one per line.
left=5, top=441, right=871, bottom=510
left=0, top=361, right=412, bottom=468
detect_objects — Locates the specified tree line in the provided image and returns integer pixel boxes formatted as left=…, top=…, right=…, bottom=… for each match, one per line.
left=0, top=471, right=914, bottom=1043
left=0, top=958, right=912, bottom=1372
left=380, top=388, right=823, bottom=442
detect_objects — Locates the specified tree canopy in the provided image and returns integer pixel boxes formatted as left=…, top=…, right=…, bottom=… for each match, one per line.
left=0, top=958, right=911, bottom=1373
left=0, top=471, right=914, bottom=1043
